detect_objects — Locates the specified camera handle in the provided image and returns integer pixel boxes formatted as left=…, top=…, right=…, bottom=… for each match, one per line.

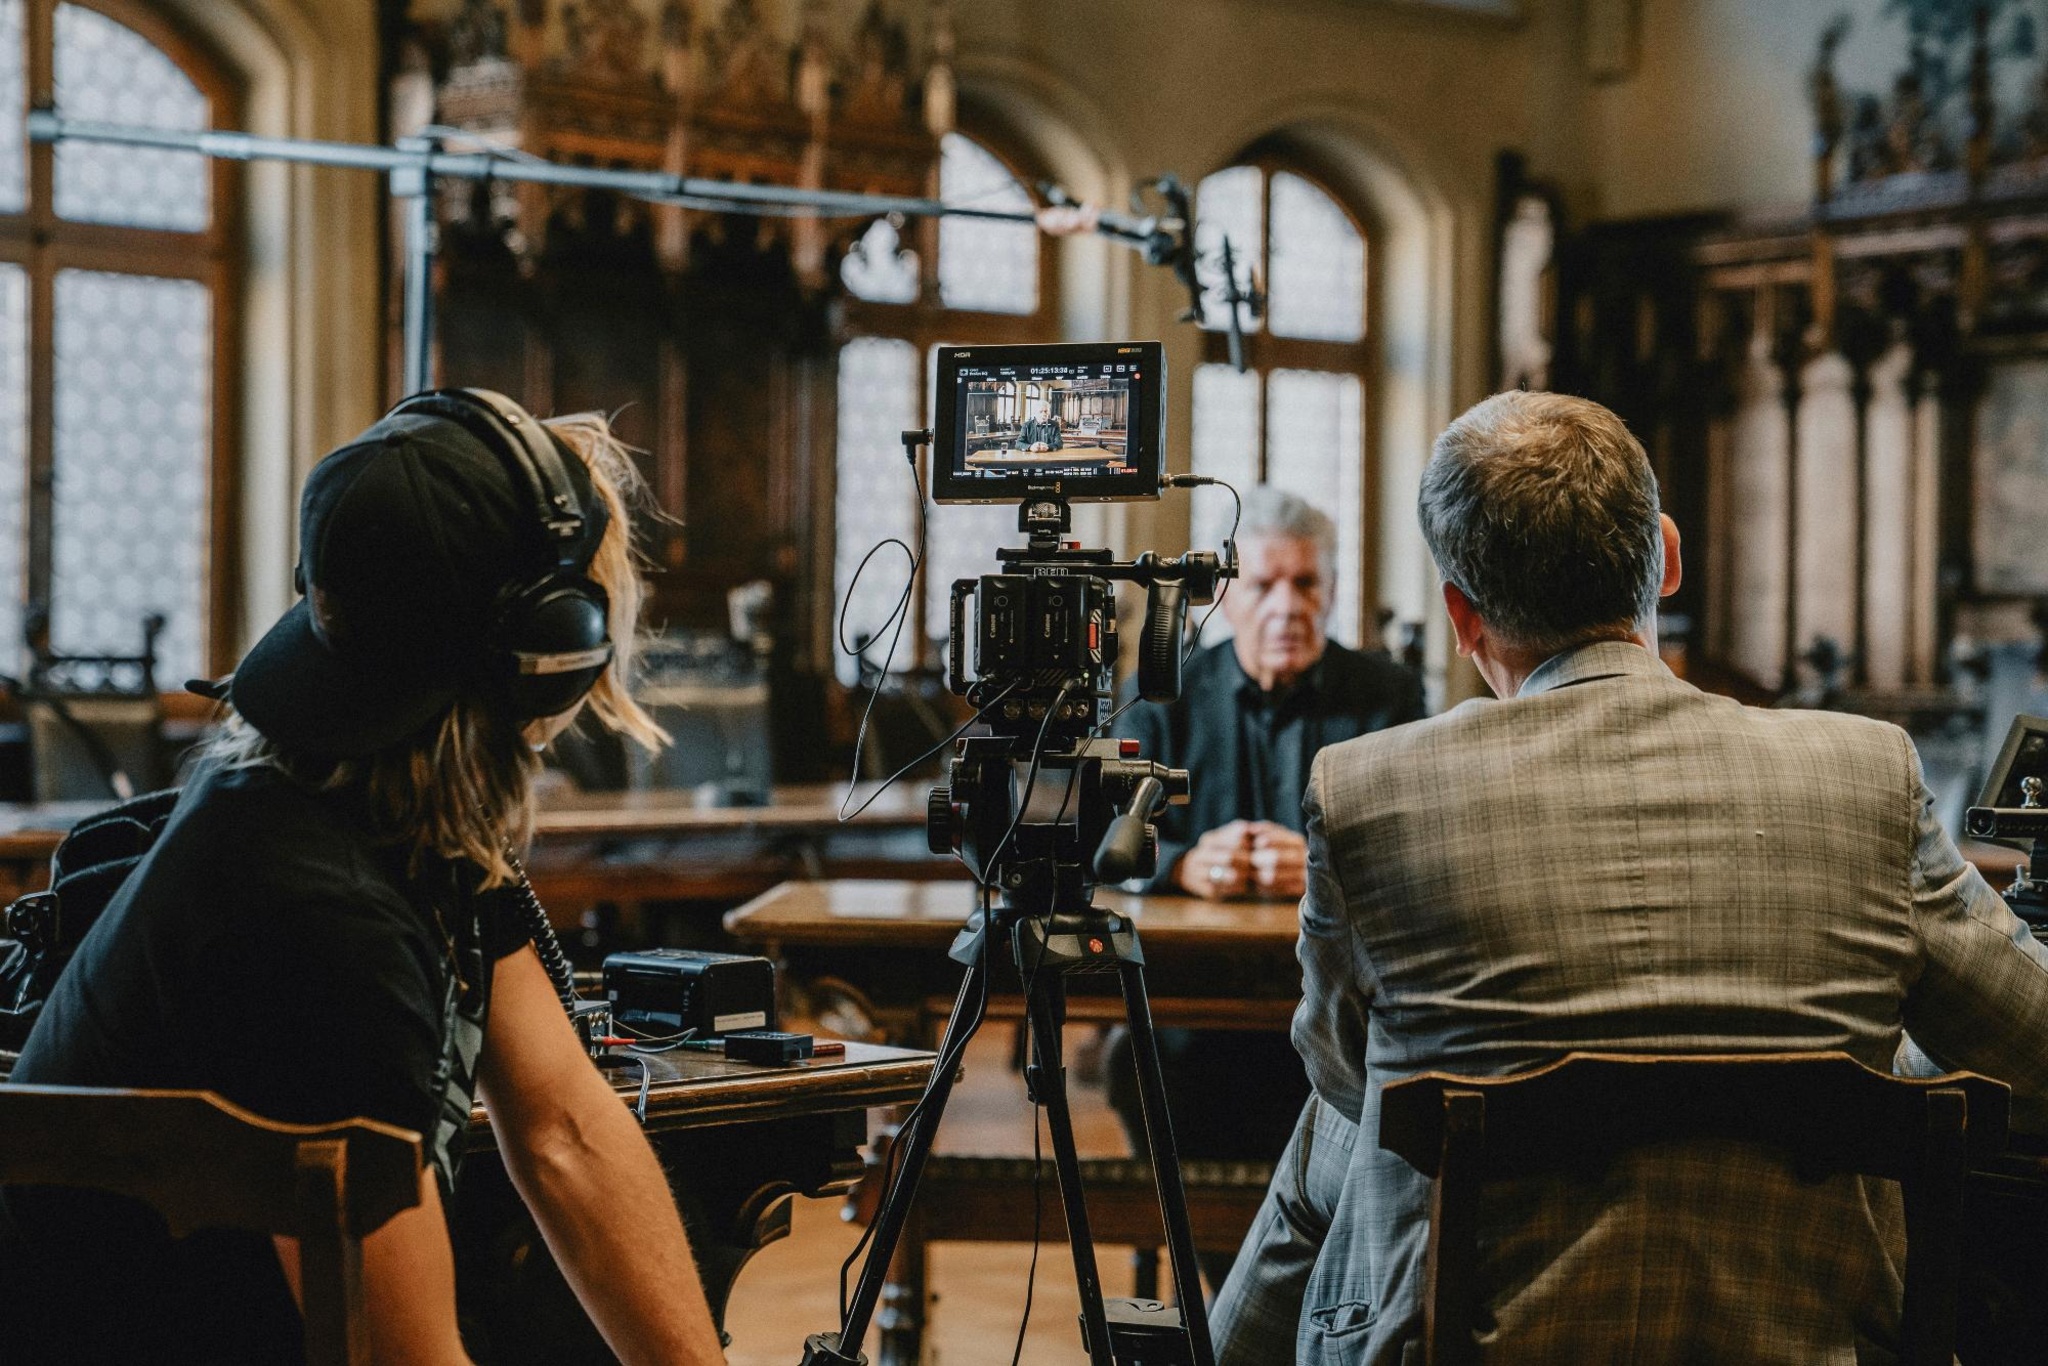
left=1139, top=580, right=1188, bottom=702
left=1094, top=774, right=1166, bottom=882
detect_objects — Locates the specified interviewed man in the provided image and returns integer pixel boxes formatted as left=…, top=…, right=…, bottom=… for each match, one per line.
left=1110, top=485, right=1423, bottom=1284
left=1017, top=398, right=1065, bottom=452
left=1212, top=390, right=2048, bottom=1363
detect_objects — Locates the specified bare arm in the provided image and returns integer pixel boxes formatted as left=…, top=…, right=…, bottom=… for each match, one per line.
left=274, top=1170, right=473, bottom=1366
left=477, top=946, right=726, bottom=1363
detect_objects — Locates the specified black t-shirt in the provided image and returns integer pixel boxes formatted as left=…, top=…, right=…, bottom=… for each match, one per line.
left=0, top=762, right=532, bottom=1364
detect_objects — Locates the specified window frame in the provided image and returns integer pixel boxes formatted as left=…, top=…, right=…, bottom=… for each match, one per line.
left=0, top=0, right=243, bottom=678
left=1197, top=153, right=1378, bottom=645
left=836, top=125, right=1060, bottom=671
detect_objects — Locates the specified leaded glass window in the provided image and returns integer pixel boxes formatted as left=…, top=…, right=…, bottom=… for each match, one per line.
left=0, top=3, right=233, bottom=688
left=1196, top=165, right=1262, bottom=334
left=0, top=3, right=23, bottom=214
left=937, top=132, right=1037, bottom=315
left=1190, top=160, right=1372, bottom=644
left=833, top=337, right=921, bottom=685
left=52, top=269, right=210, bottom=682
left=1190, top=362, right=1259, bottom=555
left=53, top=3, right=208, bottom=231
left=1266, top=369, right=1365, bottom=645
left=833, top=131, right=1051, bottom=677
left=1267, top=173, right=1365, bottom=342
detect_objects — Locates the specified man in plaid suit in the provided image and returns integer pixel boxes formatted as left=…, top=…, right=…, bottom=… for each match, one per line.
left=1211, top=389, right=2048, bottom=1363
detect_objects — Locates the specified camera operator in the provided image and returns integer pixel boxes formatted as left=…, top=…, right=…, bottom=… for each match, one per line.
left=0, top=396, right=725, bottom=1364
left=1107, top=484, right=1423, bottom=1287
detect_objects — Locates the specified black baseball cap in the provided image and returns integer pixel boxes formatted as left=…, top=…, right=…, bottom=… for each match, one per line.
left=224, top=410, right=555, bottom=759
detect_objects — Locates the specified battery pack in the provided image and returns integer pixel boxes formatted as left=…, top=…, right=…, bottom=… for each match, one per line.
left=723, top=1030, right=815, bottom=1065
left=603, top=948, right=776, bottom=1040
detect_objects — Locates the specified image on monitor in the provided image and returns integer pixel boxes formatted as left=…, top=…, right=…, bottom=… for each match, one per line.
left=932, top=342, right=1163, bottom=503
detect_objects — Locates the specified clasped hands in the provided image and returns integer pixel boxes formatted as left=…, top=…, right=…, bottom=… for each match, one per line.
left=1173, top=819, right=1307, bottom=900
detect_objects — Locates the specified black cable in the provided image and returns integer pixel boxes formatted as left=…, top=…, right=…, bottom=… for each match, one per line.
left=837, top=680, right=1019, bottom=823
left=1010, top=1098, right=1044, bottom=1366
left=505, top=850, right=577, bottom=1014
left=975, top=682, right=1074, bottom=889
left=838, top=443, right=928, bottom=800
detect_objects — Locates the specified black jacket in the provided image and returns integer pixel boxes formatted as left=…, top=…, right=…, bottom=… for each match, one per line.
left=1113, top=638, right=1425, bottom=891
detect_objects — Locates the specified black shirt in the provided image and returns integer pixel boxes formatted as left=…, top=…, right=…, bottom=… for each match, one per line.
left=1115, top=638, right=1426, bottom=890
left=0, top=762, right=531, bottom=1364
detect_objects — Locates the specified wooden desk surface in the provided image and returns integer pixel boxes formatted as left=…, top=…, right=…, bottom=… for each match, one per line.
left=473, top=1039, right=932, bottom=1142
left=0, top=782, right=928, bottom=850
left=0, top=1040, right=930, bottom=1134
left=530, top=781, right=929, bottom=837
left=724, top=879, right=1300, bottom=950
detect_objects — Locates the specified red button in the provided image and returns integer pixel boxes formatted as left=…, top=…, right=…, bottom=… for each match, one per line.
left=1119, top=739, right=1140, bottom=757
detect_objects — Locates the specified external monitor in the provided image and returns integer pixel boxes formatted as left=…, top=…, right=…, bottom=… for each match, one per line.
left=930, top=341, right=1164, bottom=504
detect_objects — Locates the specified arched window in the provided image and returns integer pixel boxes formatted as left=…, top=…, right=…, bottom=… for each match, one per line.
left=0, top=0, right=236, bottom=685
left=1191, top=159, right=1372, bottom=646
left=832, top=130, right=1053, bottom=683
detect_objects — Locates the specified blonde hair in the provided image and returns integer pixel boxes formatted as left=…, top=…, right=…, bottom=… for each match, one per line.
left=205, top=411, right=667, bottom=887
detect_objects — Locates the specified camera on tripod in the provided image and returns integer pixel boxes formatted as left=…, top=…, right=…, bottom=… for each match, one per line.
left=807, top=344, right=1236, bottom=1366
left=925, top=341, right=1230, bottom=895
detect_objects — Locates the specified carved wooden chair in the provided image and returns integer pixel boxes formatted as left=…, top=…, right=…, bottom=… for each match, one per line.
left=0, top=1084, right=423, bottom=1366
left=1378, top=1051, right=2010, bottom=1366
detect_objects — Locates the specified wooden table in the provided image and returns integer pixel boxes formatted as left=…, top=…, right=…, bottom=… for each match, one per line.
left=0, top=781, right=959, bottom=910
left=0, top=1040, right=931, bottom=1363
left=519, top=781, right=954, bottom=908
left=453, top=1040, right=932, bottom=1365
left=724, top=879, right=1303, bottom=1039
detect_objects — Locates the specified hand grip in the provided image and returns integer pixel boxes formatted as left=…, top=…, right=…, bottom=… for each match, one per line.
left=1138, top=579, right=1188, bottom=703
left=1094, top=775, right=1165, bottom=882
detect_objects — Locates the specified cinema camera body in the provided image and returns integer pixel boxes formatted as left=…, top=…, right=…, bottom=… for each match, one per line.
left=924, top=339, right=1232, bottom=917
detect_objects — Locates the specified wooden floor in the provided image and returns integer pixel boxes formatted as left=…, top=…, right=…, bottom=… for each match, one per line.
left=723, top=1026, right=1145, bottom=1366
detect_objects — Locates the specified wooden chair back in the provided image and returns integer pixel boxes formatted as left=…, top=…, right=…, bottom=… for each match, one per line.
left=1378, top=1051, right=2010, bottom=1366
left=0, top=1084, right=422, bottom=1366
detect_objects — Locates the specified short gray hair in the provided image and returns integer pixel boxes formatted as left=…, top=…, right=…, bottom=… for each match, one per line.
left=1419, top=390, right=1663, bottom=656
left=1238, top=485, right=1336, bottom=588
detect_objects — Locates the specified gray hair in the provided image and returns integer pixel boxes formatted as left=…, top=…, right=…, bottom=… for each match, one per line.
left=1238, top=485, right=1337, bottom=589
left=1419, top=390, right=1662, bottom=657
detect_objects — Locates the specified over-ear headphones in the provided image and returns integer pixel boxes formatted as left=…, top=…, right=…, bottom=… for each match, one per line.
left=385, top=388, right=615, bottom=723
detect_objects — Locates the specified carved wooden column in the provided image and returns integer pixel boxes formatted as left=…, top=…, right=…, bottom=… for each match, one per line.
left=1728, top=289, right=1792, bottom=688
left=1793, top=347, right=1857, bottom=681
left=1861, top=337, right=1915, bottom=689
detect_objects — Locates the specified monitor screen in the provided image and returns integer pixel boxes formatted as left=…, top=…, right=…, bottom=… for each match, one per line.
left=930, top=342, right=1164, bottom=503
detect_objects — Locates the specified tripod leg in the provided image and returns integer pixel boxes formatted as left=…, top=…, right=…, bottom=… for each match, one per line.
left=808, top=934, right=991, bottom=1366
left=1025, top=976, right=1115, bottom=1365
left=1119, top=960, right=1218, bottom=1366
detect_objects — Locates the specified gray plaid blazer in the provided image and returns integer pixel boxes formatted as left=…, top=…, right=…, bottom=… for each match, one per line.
left=1242, top=640, right=2048, bottom=1365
